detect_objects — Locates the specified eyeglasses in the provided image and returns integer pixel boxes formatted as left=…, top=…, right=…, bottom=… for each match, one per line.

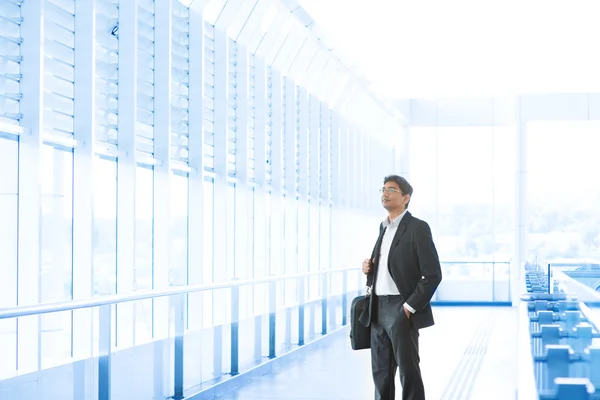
left=378, top=187, right=402, bottom=194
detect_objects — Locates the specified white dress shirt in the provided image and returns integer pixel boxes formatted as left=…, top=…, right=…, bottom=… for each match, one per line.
left=375, top=210, right=416, bottom=314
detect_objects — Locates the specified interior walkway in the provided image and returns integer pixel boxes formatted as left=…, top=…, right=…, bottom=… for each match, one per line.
left=215, top=306, right=518, bottom=400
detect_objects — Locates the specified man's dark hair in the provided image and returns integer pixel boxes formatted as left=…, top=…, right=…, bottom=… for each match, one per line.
left=384, top=175, right=413, bottom=208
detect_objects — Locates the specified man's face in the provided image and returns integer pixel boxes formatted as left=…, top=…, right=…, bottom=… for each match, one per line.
left=381, top=181, right=409, bottom=212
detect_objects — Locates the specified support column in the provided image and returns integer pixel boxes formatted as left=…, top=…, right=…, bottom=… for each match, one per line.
left=252, top=56, right=268, bottom=360
left=186, top=1, right=206, bottom=387
left=18, top=0, right=43, bottom=375
left=116, top=0, right=138, bottom=351
left=269, top=70, right=283, bottom=277
left=153, top=0, right=172, bottom=343
left=283, top=78, right=298, bottom=307
left=212, top=27, right=228, bottom=377
left=513, top=96, right=527, bottom=305
left=296, top=86, right=309, bottom=278
left=72, top=0, right=96, bottom=362
left=153, top=1, right=172, bottom=396
left=252, top=57, right=267, bottom=282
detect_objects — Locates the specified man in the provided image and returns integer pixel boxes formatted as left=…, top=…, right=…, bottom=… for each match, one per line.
left=361, top=175, right=442, bottom=400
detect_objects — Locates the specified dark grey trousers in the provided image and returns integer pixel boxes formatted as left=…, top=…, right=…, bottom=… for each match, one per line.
left=370, top=295, right=425, bottom=400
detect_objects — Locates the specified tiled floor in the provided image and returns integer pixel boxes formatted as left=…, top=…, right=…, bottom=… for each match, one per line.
left=215, top=307, right=518, bottom=400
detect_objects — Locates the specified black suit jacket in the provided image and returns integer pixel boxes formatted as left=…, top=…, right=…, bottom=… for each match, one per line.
left=360, top=211, right=442, bottom=330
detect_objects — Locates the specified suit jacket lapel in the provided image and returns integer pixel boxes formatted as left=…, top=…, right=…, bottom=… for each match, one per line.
left=366, top=224, right=386, bottom=288
left=389, top=211, right=411, bottom=258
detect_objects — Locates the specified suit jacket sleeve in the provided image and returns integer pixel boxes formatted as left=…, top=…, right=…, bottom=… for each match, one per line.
left=405, top=221, right=442, bottom=311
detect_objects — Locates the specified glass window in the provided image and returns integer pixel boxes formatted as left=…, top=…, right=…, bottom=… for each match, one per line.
left=134, top=165, right=154, bottom=345
left=202, top=179, right=213, bottom=327
left=0, top=137, right=18, bottom=306
left=202, top=179, right=214, bottom=283
left=409, top=126, right=510, bottom=262
left=227, top=184, right=235, bottom=278
left=492, top=127, right=515, bottom=261
left=0, top=137, right=18, bottom=379
left=527, top=121, right=600, bottom=261
left=170, top=173, right=189, bottom=286
left=93, top=157, right=117, bottom=296
left=135, top=165, right=154, bottom=291
left=40, top=145, right=74, bottom=368
left=408, top=127, right=438, bottom=233
left=41, top=145, right=74, bottom=302
left=437, top=127, right=494, bottom=260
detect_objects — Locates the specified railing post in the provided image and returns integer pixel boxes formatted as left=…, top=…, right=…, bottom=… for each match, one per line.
left=492, top=262, right=496, bottom=302
left=547, top=263, right=551, bottom=294
left=231, top=281, right=239, bottom=375
left=269, top=279, right=276, bottom=358
left=298, top=276, right=305, bottom=346
left=508, top=262, right=512, bottom=301
left=99, top=304, right=112, bottom=400
left=321, top=273, right=327, bottom=335
left=173, top=294, right=185, bottom=399
left=342, top=270, right=348, bottom=326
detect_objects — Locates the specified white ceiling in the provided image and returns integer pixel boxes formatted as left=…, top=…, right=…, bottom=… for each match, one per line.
left=299, top=0, right=600, bottom=99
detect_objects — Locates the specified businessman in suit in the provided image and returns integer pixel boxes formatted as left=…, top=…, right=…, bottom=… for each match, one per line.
left=361, top=175, right=442, bottom=400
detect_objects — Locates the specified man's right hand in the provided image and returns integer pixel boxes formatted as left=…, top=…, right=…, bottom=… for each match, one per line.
left=362, top=258, right=374, bottom=275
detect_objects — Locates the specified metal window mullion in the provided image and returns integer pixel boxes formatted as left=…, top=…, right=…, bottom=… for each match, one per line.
left=252, top=54, right=268, bottom=281
left=364, top=135, right=372, bottom=213
left=187, top=0, right=205, bottom=333
left=318, top=104, right=330, bottom=278
left=234, top=43, right=249, bottom=289
left=297, top=86, right=309, bottom=201
left=18, top=0, right=43, bottom=374
left=358, top=130, right=365, bottom=211
left=235, top=47, right=248, bottom=182
left=348, top=127, right=356, bottom=210
left=72, top=0, right=95, bottom=365
left=356, top=129, right=362, bottom=211
left=209, top=25, right=229, bottom=378
left=116, top=0, right=138, bottom=351
left=269, top=69, right=283, bottom=279
left=308, top=94, right=319, bottom=202
left=330, top=112, right=340, bottom=207
left=284, top=77, right=296, bottom=195
left=319, top=104, right=330, bottom=203
left=283, top=77, right=297, bottom=279
left=152, top=0, right=172, bottom=346
left=252, top=56, right=267, bottom=188
left=270, top=70, right=283, bottom=193
left=212, top=28, right=228, bottom=345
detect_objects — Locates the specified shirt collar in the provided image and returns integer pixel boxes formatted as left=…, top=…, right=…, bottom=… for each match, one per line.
left=382, top=209, right=407, bottom=229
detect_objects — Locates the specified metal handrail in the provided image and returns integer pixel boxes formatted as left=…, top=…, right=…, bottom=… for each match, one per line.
left=440, top=261, right=510, bottom=264
left=0, top=267, right=361, bottom=320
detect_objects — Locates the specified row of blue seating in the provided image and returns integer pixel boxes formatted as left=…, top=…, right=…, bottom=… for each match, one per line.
left=523, top=269, right=600, bottom=399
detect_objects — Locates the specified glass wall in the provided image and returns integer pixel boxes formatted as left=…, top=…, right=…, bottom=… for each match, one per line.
left=409, top=126, right=514, bottom=302
left=135, top=164, right=154, bottom=344
left=170, top=172, right=189, bottom=286
left=527, top=121, right=600, bottom=262
left=40, top=145, right=74, bottom=368
left=0, top=0, right=400, bottom=388
left=409, top=126, right=515, bottom=262
left=0, top=136, right=18, bottom=379
left=93, top=157, right=118, bottom=296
